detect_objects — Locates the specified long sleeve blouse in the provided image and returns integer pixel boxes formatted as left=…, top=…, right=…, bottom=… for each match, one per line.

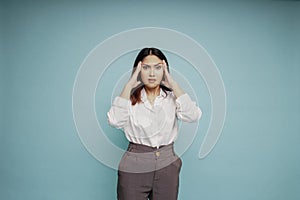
left=107, top=88, right=202, bottom=148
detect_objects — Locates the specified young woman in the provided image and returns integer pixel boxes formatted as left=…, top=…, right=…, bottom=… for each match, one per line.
left=107, top=47, right=202, bottom=200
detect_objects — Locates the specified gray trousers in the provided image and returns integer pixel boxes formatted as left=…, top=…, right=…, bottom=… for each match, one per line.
left=117, top=142, right=182, bottom=200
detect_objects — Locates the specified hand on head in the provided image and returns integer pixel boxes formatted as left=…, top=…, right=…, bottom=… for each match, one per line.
left=128, top=61, right=142, bottom=89
left=161, top=60, right=177, bottom=89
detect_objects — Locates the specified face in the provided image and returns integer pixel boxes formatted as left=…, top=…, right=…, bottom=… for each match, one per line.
left=140, top=55, right=164, bottom=89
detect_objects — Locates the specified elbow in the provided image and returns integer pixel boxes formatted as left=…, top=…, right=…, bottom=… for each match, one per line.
left=107, top=118, right=123, bottom=129
left=107, top=112, right=126, bottom=129
left=178, top=107, right=202, bottom=122
left=107, top=113, right=119, bottom=128
left=196, top=107, right=202, bottom=121
left=107, top=114, right=115, bottom=127
left=107, top=117, right=116, bottom=127
left=195, top=107, right=202, bottom=121
left=189, top=110, right=202, bottom=122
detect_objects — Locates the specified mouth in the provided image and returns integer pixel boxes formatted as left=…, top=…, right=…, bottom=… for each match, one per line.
left=148, top=79, right=156, bottom=83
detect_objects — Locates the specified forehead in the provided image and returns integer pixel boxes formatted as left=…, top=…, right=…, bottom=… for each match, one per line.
left=142, top=55, right=162, bottom=64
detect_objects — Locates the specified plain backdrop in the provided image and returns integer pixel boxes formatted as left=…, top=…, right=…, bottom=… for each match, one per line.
left=1, top=0, right=299, bottom=199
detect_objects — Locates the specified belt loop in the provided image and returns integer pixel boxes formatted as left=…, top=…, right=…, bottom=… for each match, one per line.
left=171, top=143, right=176, bottom=156
left=127, top=143, right=133, bottom=152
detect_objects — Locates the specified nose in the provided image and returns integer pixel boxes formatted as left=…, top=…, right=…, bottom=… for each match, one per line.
left=149, top=68, right=155, bottom=77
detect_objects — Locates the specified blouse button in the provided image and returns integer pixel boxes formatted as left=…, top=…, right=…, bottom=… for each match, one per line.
left=155, top=151, right=160, bottom=157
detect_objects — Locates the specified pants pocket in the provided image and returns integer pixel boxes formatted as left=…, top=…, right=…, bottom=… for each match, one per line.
left=170, top=156, right=182, bottom=172
left=118, top=152, right=129, bottom=171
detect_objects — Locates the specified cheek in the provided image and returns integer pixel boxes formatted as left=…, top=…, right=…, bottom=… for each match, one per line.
left=156, top=71, right=164, bottom=81
left=140, top=71, right=147, bottom=82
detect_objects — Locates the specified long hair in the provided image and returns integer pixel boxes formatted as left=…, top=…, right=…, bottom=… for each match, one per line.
left=130, top=47, right=172, bottom=105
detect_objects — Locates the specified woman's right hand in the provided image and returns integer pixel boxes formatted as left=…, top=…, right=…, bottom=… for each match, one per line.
left=126, top=61, right=142, bottom=89
left=120, top=61, right=142, bottom=100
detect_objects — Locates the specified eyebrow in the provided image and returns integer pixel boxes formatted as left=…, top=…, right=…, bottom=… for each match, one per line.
left=141, top=63, right=163, bottom=66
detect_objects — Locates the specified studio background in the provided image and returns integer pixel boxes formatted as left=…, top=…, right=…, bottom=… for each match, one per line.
left=1, top=0, right=299, bottom=200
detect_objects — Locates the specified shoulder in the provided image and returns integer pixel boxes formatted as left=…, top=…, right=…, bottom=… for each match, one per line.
left=161, top=90, right=177, bottom=104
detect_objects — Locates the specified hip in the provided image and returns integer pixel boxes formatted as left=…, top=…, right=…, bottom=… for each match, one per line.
left=118, top=142, right=182, bottom=173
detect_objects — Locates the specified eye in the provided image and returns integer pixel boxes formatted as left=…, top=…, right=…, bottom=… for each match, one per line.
left=142, top=65, right=149, bottom=70
left=155, top=65, right=162, bottom=70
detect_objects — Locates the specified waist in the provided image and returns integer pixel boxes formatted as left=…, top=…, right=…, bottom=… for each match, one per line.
left=128, top=142, right=174, bottom=152
left=126, top=142, right=176, bottom=159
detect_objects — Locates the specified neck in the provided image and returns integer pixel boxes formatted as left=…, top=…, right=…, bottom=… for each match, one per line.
left=145, top=86, right=160, bottom=97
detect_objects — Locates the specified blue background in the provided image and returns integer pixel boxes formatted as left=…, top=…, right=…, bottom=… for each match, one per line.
left=1, top=0, right=299, bottom=199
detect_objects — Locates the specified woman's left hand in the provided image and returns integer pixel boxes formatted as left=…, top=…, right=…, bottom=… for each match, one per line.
left=161, top=60, right=177, bottom=89
left=161, top=60, right=185, bottom=98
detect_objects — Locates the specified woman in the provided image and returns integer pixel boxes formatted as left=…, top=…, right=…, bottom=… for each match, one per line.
left=107, top=47, right=202, bottom=200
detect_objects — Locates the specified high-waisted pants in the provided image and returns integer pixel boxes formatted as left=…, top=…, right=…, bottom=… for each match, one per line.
left=117, top=142, right=182, bottom=200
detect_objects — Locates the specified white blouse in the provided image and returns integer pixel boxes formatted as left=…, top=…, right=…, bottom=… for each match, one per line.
left=107, top=88, right=202, bottom=148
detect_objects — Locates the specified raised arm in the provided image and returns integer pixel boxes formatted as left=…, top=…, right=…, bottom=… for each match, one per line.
left=107, top=62, right=142, bottom=128
left=120, top=61, right=142, bottom=100
left=161, top=60, right=185, bottom=98
left=161, top=60, right=202, bottom=122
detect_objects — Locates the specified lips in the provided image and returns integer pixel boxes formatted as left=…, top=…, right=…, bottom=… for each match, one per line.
left=148, top=79, right=156, bottom=83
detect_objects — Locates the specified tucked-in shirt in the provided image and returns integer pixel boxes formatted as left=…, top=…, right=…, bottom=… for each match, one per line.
left=107, top=88, right=202, bottom=148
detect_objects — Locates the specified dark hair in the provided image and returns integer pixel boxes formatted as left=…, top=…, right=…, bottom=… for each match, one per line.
left=130, top=47, right=172, bottom=105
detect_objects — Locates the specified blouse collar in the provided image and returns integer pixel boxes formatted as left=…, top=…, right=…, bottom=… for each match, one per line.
left=141, top=87, right=167, bottom=103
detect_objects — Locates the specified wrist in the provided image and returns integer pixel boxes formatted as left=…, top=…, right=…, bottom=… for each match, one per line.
left=171, top=83, right=185, bottom=98
left=120, top=83, right=134, bottom=100
left=125, top=82, right=134, bottom=90
left=170, top=82, right=179, bottom=90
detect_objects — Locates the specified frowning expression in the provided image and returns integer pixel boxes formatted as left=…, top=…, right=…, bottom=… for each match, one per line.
left=140, top=55, right=164, bottom=89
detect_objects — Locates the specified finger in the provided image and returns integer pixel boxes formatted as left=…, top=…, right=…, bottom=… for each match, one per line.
left=162, top=60, right=167, bottom=68
left=137, top=61, right=142, bottom=69
left=162, top=60, right=169, bottom=75
left=132, top=61, right=142, bottom=77
left=136, top=61, right=142, bottom=73
left=162, top=60, right=170, bottom=80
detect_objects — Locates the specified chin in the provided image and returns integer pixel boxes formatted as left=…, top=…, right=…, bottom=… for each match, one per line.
left=144, top=83, right=160, bottom=89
